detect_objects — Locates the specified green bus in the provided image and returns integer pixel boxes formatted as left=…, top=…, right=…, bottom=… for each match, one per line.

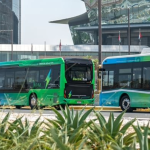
left=100, top=53, right=150, bottom=112
left=0, top=57, right=95, bottom=109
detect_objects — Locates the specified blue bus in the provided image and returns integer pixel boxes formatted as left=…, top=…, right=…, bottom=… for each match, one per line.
left=100, top=53, right=150, bottom=112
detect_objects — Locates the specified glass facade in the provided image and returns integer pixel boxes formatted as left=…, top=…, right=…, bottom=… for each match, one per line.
left=84, top=0, right=150, bottom=25
left=70, top=0, right=150, bottom=46
left=0, top=0, right=21, bottom=44
left=70, top=25, right=96, bottom=45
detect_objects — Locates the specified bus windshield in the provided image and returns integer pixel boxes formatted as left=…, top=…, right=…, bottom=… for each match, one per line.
left=66, top=65, right=92, bottom=82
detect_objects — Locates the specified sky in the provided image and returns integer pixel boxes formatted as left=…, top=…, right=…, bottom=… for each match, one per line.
left=21, top=0, right=86, bottom=45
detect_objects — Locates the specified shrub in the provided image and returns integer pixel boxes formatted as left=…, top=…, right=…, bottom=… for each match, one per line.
left=0, top=107, right=149, bottom=150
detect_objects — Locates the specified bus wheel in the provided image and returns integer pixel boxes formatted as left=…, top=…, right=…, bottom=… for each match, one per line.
left=61, top=104, right=66, bottom=110
left=54, top=105, right=61, bottom=110
left=30, top=94, right=37, bottom=110
left=16, top=106, right=21, bottom=109
left=54, top=105, right=66, bottom=110
left=40, top=106, right=45, bottom=109
left=120, top=95, right=133, bottom=112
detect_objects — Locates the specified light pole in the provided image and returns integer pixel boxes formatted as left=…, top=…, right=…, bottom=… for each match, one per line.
left=97, top=0, right=102, bottom=94
left=98, top=0, right=102, bottom=64
left=0, top=30, right=13, bottom=61
left=128, top=8, right=130, bottom=55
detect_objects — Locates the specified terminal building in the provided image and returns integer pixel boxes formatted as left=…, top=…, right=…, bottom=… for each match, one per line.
left=0, top=0, right=21, bottom=44
left=0, top=0, right=149, bottom=62
left=50, top=0, right=150, bottom=47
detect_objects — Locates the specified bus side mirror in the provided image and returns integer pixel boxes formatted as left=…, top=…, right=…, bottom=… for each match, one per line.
left=98, top=71, right=101, bottom=79
left=99, top=68, right=105, bottom=71
left=98, top=68, right=105, bottom=79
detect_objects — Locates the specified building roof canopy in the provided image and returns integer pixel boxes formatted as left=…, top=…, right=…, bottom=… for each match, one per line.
left=49, top=12, right=89, bottom=26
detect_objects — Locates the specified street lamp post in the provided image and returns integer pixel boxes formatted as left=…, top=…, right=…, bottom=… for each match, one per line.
left=97, top=0, right=102, bottom=94
left=0, top=30, right=13, bottom=61
left=128, top=8, right=130, bottom=55
left=98, top=0, right=102, bottom=64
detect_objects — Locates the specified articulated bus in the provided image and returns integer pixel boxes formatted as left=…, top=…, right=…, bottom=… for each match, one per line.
left=100, top=53, right=150, bottom=112
left=0, top=58, right=95, bottom=109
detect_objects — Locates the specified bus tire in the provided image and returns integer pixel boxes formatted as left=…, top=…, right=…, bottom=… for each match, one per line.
left=120, top=95, right=133, bottom=112
left=54, top=104, right=66, bottom=110
left=30, top=94, right=37, bottom=110
left=16, top=106, right=21, bottom=109
left=54, top=105, right=60, bottom=110
left=61, top=104, right=66, bottom=110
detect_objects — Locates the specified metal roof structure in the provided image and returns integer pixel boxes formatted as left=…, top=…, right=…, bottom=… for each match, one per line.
left=50, top=13, right=89, bottom=26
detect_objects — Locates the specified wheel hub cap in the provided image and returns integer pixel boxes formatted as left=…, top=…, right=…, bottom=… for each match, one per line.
left=122, top=98, right=130, bottom=109
left=31, top=97, right=36, bottom=106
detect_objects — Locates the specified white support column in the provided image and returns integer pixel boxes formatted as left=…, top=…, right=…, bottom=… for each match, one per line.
left=7, top=52, right=9, bottom=61
left=36, top=52, right=39, bottom=59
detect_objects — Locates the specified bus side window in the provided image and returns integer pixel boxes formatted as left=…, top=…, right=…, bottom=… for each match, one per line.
left=119, top=68, right=131, bottom=88
left=2, top=80, right=5, bottom=88
left=49, top=65, right=60, bottom=88
left=132, top=68, right=141, bottom=89
left=27, top=68, right=39, bottom=89
left=102, top=71, right=108, bottom=86
left=5, top=69, right=14, bottom=89
left=39, top=65, right=60, bottom=89
left=0, top=71, right=5, bottom=89
left=15, top=70, right=26, bottom=89
left=109, top=71, right=114, bottom=87
left=39, top=68, right=49, bottom=89
left=143, top=67, right=150, bottom=90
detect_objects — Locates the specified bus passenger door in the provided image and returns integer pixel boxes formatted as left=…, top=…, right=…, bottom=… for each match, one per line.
left=142, top=64, right=150, bottom=108
left=101, top=70, right=116, bottom=106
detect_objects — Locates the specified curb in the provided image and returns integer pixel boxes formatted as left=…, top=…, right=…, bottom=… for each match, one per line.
left=1, top=106, right=150, bottom=112
left=69, top=106, right=150, bottom=112
left=69, top=106, right=121, bottom=111
left=0, top=106, right=121, bottom=111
